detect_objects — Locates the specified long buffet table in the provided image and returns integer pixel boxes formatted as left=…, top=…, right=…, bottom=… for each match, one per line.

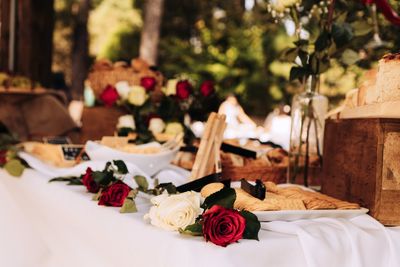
left=1, top=169, right=400, bottom=267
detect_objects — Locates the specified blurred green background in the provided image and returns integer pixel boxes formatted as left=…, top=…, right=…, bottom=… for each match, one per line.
left=53, top=0, right=400, bottom=117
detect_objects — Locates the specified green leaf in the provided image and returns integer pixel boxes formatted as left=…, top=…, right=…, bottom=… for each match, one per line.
left=289, top=67, right=311, bottom=82
left=120, top=198, right=137, bottom=213
left=293, top=39, right=309, bottom=47
left=92, top=170, right=115, bottom=187
left=298, top=50, right=309, bottom=66
left=332, top=23, right=353, bottom=48
left=351, top=21, right=372, bottom=37
left=202, top=187, right=236, bottom=210
left=335, top=11, right=348, bottom=24
left=157, top=182, right=177, bottom=194
left=4, top=159, right=25, bottom=177
left=315, top=30, right=331, bottom=52
left=92, top=189, right=102, bottom=201
left=180, top=222, right=203, bottom=236
left=280, top=47, right=298, bottom=62
left=134, top=175, right=149, bottom=191
left=341, top=49, right=359, bottom=66
left=49, top=176, right=83, bottom=185
left=113, top=160, right=128, bottom=174
left=240, top=210, right=261, bottom=240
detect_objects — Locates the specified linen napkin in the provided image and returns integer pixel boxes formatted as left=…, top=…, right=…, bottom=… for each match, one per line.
left=261, top=215, right=400, bottom=267
left=19, top=151, right=190, bottom=189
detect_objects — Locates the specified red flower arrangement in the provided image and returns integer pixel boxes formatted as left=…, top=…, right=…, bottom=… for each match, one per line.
left=81, top=167, right=100, bottom=193
left=98, top=181, right=131, bottom=207
left=176, top=80, right=193, bottom=100
left=141, top=77, right=157, bottom=92
left=50, top=160, right=139, bottom=213
left=0, top=150, right=7, bottom=165
left=202, top=205, right=246, bottom=247
left=100, top=85, right=119, bottom=107
left=182, top=187, right=260, bottom=247
left=199, top=80, right=215, bottom=97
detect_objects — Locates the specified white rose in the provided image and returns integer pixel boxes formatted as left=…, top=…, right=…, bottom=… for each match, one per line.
left=128, top=85, right=148, bottom=106
left=115, top=81, right=131, bottom=100
left=144, top=191, right=203, bottom=231
left=163, top=79, right=178, bottom=96
left=165, top=122, right=184, bottom=135
left=117, top=115, right=135, bottom=130
left=148, top=118, right=165, bottom=135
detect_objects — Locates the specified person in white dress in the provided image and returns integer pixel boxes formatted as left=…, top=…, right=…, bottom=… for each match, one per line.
left=218, top=95, right=257, bottom=139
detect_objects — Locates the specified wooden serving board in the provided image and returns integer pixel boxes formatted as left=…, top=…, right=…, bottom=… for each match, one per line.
left=339, top=101, right=400, bottom=119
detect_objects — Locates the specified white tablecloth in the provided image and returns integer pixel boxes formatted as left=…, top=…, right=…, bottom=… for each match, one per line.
left=1, top=169, right=400, bottom=267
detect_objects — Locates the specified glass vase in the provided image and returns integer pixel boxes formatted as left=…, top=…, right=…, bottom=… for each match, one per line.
left=287, top=81, right=329, bottom=188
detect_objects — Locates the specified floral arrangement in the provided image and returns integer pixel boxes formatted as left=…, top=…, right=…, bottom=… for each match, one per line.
left=99, top=76, right=220, bottom=143
left=49, top=160, right=174, bottom=213
left=49, top=159, right=260, bottom=247
left=145, top=186, right=261, bottom=247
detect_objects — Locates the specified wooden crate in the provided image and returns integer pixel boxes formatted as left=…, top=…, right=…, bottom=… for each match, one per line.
left=322, top=118, right=400, bottom=225
left=79, top=106, right=126, bottom=144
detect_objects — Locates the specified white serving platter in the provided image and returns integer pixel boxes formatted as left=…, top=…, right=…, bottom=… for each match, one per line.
left=253, top=208, right=369, bottom=222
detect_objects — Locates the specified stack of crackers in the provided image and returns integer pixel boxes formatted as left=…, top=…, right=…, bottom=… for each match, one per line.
left=201, top=182, right=360, bottom=212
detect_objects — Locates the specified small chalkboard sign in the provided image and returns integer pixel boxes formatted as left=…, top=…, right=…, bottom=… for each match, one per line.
left=43, top=136, right=72, bottom=145
left=61, top=145, right=90, bottom=161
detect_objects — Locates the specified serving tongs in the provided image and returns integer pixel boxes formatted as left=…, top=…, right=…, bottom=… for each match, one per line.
left=176, top=172, right=230, bottom=193
left=240, top=179, right=266, bottom=200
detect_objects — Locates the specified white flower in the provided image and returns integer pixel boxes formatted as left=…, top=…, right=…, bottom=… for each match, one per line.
left=115, top=81, right=131, bottom=99
left=148, top=118, right=165, bottom=135
left=117, top=115, right=135, bottom=130
left=144, top=191, right=203, bottom=231
left=165, top=122, right=184, bottom=135
left=163, top=79, right=178, bottom=96
left=128, top=85, right=148, bottom=106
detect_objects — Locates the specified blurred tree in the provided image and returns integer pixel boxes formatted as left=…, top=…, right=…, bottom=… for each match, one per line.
left=71, top=0, right=90, bottom=100
left=89, top=0, right=142, bottom=61
left=139, top=0, right=164, bottom=65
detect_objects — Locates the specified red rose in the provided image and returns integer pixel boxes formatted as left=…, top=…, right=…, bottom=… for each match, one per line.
left=0, top=150, right=7, bottom=165
left=141, top=77, right=157, bottom=92
left=98, top=181, right=131, bottom=207
left=100, top=85, right=119, bottom=107
left=202, top=205, right=246, bottom=247
left=199, top=80, right=215, bottom=97
left=81, top=167, right=99, bottom=193
left=176, top=80, right=192, bottom=100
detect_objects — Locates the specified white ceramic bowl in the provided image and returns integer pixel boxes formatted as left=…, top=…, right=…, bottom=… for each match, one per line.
left=85, top=141, right=179, bottom=176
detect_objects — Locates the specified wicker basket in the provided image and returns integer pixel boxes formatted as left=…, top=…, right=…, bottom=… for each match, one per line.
left=87, top=59, right=164, bottom=99
left=88, top=68, right=142, bottom=98
left=221, top=162, right=288, bottom=183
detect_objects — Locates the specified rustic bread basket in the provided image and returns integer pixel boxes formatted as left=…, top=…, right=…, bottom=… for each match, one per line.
left=221, top=161, right=287, bottom=184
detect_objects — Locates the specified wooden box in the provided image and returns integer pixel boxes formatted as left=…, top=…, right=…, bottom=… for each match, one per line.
left=79, top=106, right=126, bottom=144
left=322, top=118, right=400, bottom=225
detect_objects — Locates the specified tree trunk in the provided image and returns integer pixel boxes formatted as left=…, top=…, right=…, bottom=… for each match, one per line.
left=0, top=0, right=11, bottom=71
left=139, top=0, right=164, bottom=66
left=71, top=0, right=90, bottom=100
left=17, top=0, right=54, bottom=87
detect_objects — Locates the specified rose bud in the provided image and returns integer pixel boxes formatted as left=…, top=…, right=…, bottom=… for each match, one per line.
left=140, top=77, right=157, bottom=92
left=199, top=80, right=215, bottom=97
left=176, top=80, right=193, bottom=100
left=98, top=181, right=131, bottom=207
left=100, top=85, right=119, bottom=107
left=81, top=167, right=100, bottom=193
left=0, top=150, right=7, bottom=165
left=202, top=205, right=246, bottom=247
